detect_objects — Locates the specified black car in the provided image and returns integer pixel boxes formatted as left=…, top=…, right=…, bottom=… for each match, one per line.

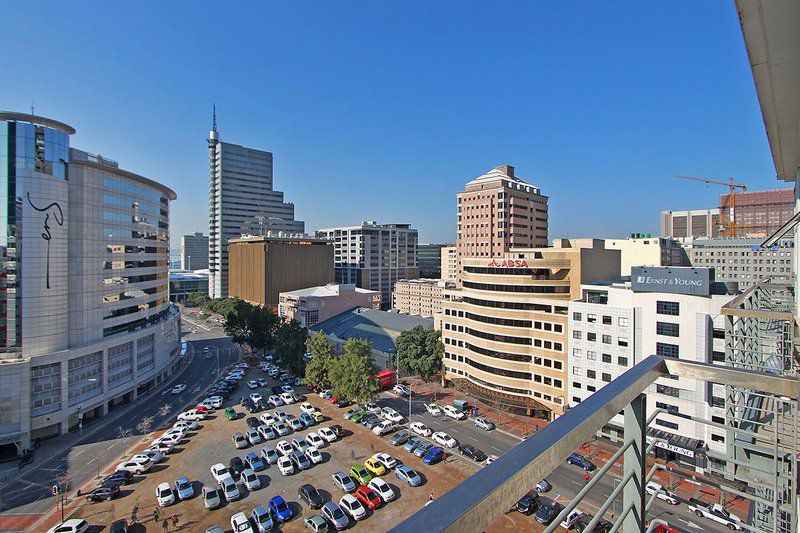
left=109, top=519, right=129, bottom=533
left=535, top=501, right=561, bottom=525
left=363, top=416, right=382, bottom=429
left=101, top=470, right=133, bottom=486
left=459, top=444, right=488, bottom=463
left=574, top=514, right=612, bottom=532
left=515, top=492, right=539, bottom=515
left=330, top=425, right=346, bottom=438
left=229, top=456, right=245, bottom=477
left=246, top=417, right=260, bottom=428
left=298, top=483, right=324, bottom=509
left=271, top=386, right=284, bottom=395
left=86, top=485, right=120, bottom=502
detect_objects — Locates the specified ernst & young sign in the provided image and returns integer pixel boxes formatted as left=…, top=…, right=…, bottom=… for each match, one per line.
left=631, top=266, right=712, bottom=296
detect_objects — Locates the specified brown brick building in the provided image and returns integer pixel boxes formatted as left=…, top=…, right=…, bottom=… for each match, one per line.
left=719, top=188, right=794, bottom=238
left=228, top=236, right=334, bottom=310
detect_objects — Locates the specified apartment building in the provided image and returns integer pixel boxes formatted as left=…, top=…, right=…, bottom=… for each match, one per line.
left=441, top=245, right=457, bottom=281
left=567, top=266, right=735, bottom=473
left=440, top=239, right=620, bottom=419
left=278, top=283, right=380, bottom=328
left=392, top=279, right=455, bottom=318
left=605, top=234, right=689, bottom=275
left=687, top=237, right=794, bottom=289
left=660, top=209, right=721, bottom=239
left=315, top=221, right=419, bottom=309
left=456, top=165, right=548, bottom=281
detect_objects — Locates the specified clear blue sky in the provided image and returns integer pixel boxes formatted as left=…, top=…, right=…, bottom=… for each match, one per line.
left=2, top=1, right=779, bottom=249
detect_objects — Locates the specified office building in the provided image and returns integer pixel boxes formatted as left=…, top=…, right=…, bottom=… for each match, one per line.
left=0, top=112, right=180, bottom=454
left=392, top=278, right=455, bottom=318
left=418, top=244, right=449, bottom=278
left=568, top=267, right=735, bottom=472
left=227, top=235, right=333, bottom=310
left=207, top=119, right=304, bottom=299
left=315, top=221, right=419, bottom=309
left=686, top=236, right=794, bottom=289
left=719, top=188, right=794, bottom=238
left=456, top=165, right=548, bottom=281
left=660, top=208, right=721, bottom=239
left=180, top=232, right=208, bottom=270
left=440, top=239, right=620, bottom=419
left=169, top=269, right=209, bottom=302
left=278, top=283, right=380, bottom=328
left=605, top=234, right=689, bottom=276
left=441, top=245, right=457, bottom=281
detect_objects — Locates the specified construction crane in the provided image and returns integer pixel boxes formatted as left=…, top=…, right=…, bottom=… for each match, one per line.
left=674, top=175, right=747, bottom=237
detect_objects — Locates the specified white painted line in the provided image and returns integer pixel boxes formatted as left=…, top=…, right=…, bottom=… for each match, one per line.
left=107, top=443, right=116, bottom=450
left=86, top=458, right=95, bottom=464
left=570, top=480, right=582, bottom=487
left=73, top=450, right=84, bottom=457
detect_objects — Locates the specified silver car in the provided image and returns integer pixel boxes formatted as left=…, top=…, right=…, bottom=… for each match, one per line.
left=202, top=486, right=221, bottom=509
left=174, top=477, right=194, bottom=500
left=321, top=501, right=349, bottom=530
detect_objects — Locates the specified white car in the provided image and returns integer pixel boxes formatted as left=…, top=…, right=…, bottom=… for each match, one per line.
left=372, top=452, right=397, bottom=470
left=561, top=509, right=585, bottom=529
left=246, top=428, right=262, bottom=445
left=146, top=442, right=173, bottom=455
left=196, top=399, right=216, bottom=410
left=46, top=519, right=89, bottom=533
left=372, top=420, right=396, bottom=436
left=170, top=384, right=187, bottom=394
left=131, top=452, right=163, bottom=464
left=261, top=445, right=280, bottom=464
left=306, top=432, right=325, bottom=448
left=268, top=395, right=284, bottom=407
left=257, top=425, right=276, bottom=441
left=281, top=385, right=295, bottom=394
left=247, top=380, right=259, bottom=389
left=432, top=431, right=457, bottom=448
left=173, top=420, right=199, bottom=432
left=219, top=475, right=240, bottom=501
left=368, top=476, right=396, bottom=502
left=306, top=446, right=323, bottom=464
left=646, top=481, right=679, bottom=505
left=274, top=409, right=290, bottom=422
left=424, top=403, right=442, bottom=416
left=156, top=482, right=176, bottom=506
left=240, top=468, right=261, bottom=491
left=410, top=422, right=432, bottom=437
left=300, top=402, right=316, bottom=414
left=319, top=389, right=332, bottom=399
left=442, top=405, right=467, bottom=420
left=273, top=422, right=291, bottom=436
left=116, top=458, right=151, bottom=474
left=317, top=427, right=337, bottom=443
left=339, top=494, right=367, bottom=520
left=207, top=396, right=223, bottom=408
left=177, top=409, right=205, bottom=421
left=485, top=454, right=498, bottom=465
left=260, top=413, right=278, bottom=426
left=231, top=512, right=254, bottom=533
left=277, top=455, right=294, bottom=476
left=280, top=392, right=295, bottom=404
left=249, top=392, right=263, bottom=404
left=210, top=463, right=229, bottom=483
left=235, top=362, right=249, bottom=369
left=393, top=384, right=410, bottom=396
left=276, top=440, right=293, bottom=456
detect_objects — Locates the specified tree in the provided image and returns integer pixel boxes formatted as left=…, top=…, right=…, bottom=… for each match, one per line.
left=328, top=338, right=379, bottom=403
left=185, top=292, right=210, bottom=308
left=396, top=326, right=444, bottom=379
left=304, top=332, right=334, bottom=388
left=274, top=319, right=308, bottom=375
left=136, top=416, right=154, bottom=437
left=223, top=301, right=281, bottom=356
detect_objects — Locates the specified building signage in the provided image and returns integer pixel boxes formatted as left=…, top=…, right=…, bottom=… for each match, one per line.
left=27, top=193, right=64, bottom=290
left=631, top=266, right=712, bottom=296
left=646, top=435, right=696, bottom=458
left=488, top=259, right=528, bottom=268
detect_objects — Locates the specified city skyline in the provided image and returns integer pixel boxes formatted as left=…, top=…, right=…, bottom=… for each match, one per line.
left=1, top=1, right=779, bottom=246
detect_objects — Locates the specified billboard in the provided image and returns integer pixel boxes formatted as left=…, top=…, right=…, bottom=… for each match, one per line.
left=631, top=266, right=712, bottom=296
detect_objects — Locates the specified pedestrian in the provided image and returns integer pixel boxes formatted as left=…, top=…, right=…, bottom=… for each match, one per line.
left=172, top=514, right=179, bottom=526
left=350, top=449, right=355, bottom=460
left=131, top=504, right=138, bottom=523
left=153, top=507, right=159, bottom=523
left=162, top=518, right=168, bottom=532
left=584, top=472, right=591, bottom=485
left=370, top=443, right=375, bottom=453
left=429, top=492, right=434, bottom=501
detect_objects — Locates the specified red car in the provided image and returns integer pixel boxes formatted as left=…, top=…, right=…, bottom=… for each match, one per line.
left=652, top=525, right=681, bottom=533
left=194, top=405, right=208, bottom=414
left=354, top=485, right=381, bottom=510
left=329, top=397, right=338, bottom=404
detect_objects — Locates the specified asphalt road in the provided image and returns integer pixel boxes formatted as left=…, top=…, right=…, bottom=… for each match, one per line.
left=0, top=328, right=239, bottom=516
left=376, top=392, right=727, bottom=532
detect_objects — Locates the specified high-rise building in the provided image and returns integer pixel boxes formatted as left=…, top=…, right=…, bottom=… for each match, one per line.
left=456, top=165, right=548, bottom=281
left=685, top=236, right=794, bottom=289
left=392, top=278, right=455, bottom=317
left=180, top=231, right=208, bottom=270
left=440, top=239, right=620, bottom=419
left=418, top=244, right=449, bottom=278
left=604, top=234, right=689, bottom=276
left=719, top=188, right=795, bottom=238
left=315, top=221, right=419, bottom=309
left=660, top=208, right=721, bottom=239
left=440, top=245, right=457, bottom=281
left=207, top=119, right=304, bottom=298
left=0, top=112, right=180, bottom=452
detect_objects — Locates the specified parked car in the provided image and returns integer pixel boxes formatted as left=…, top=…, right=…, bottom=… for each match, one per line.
left=393, top=384, right=410, bottom=396
left=229, top=456, right=246, bottom=477
left=202, top=486, right=221, bottom=509
left=230, top=512, right=253, bottom=533
left=299, top=483, right=325, bottom=509
left=277, top=440, right=293, bottom=456
left=318, top=427, right=338, bottom=443
left=410, top=421, right=432, bottom=437
left=116, top=458, right=151, bottom=475
left=174, top=476, right=194, bottom=500
left=257, top=424, right=276, bottom=441
left=404, top=437, right=422, bottom=453
left=395, top=465, right=422, bottom=486
left=432, top=431, right=457, bottom=448
left=485, top=454, right=498, bottom=465
left=290, top=450, right=311, bottom=471
left=224, top=407, right=238, bottom=420
left=474, top=416, right=495, bottom=431
left=85, top=485, right=120, bottom=502
left=349, top=465, right=373, bottom=485
left=232, top=433, right=248, bottom=449
left=246, top=428, right=262, bottom=445
left=310, top=411, right=325, bottom=423
left=261, top=445, right=280, bottom=464
left=220, top=475, right=240, bottom=501
left=423, top=446, right=446, bottom=465
left=277, top=455, right=294, bottom=476
left=300, top=402, right=317, bottom=414
left=280, top=392, right=295, bottom=405
left=443, top=405, right=467, bottom=420
left=567, top=453, right=596, bottom=471
left=306, top=432, right=325, bottom=448
left=332, top=471, right=357, bottom=493
left=364, top=457, right=387, bottom=476
left=269, top=495, right=293, bottom=523
left=299, top=412, right=316, bottom=427
left=320, top=501, right=349, bottom=530
left=560, top=509, right=586, bottom=529
left=372, top=420, right=396, bottom=436
left=245, top=451, right=265, bottom=471
left=46, top=519, right=89, bottom=533
left=646, top=481, right=679, bottom=505
left=240, top=468, right=260, bottom=491
left=303, top=514, right=329, bottom=533
left=210, top=463, right=229, bottom=483
left=390, top=430, right=410, bottom=446
left=362, top=415, right=381, bottom=429
left=368, top=476, right=396, bottom=502
left=515, top=491, right=540, bottom=515
left=535, top=501, right=561, bottom=525
left=536, top=479, right=552, bottom=493
left=156, top=482, right=176, bottom=506
left=339, top=493, right=366, bottom=521
left=250, top=505, right=274, bottom=533
left=330, top=425, right=346, bottom=438
left=101, top=470, right=133, bottom=487
left=414, top=442, right=435, bottom=458
left=372, top=452, right=397, bottom=470
left=424, top=403, right=442, bottom=416
left=459, top=443, right=487, bottom=462
left=306, top=446, right=323, bottom=464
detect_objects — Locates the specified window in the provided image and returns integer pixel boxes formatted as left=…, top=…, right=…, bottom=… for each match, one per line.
left=656, top=322, right=680, bottom=337
left=587, top=332, right=596, bottom=342
left=656, top=384, right=680, bottom=398
left=602, top=334, right=612, bottom=344
left=602, top=354, right=612, bottom=363
left=587, top=351, right=597, bottom=361
left=587, top=314, right=596, bottom=323
left=655, top=419, right=679, bottom=430
left=711, top=396, right=725, bottom=408
left=618, top=356, right=629, bottom=367
left=656, top=342, right=679, bottom=359
left=711, top=434, right=725, bottom=443
left=712, top=351, right=725, bottom=363
left=572, top=330, right=582, bottom=340
left=602, top=315, right=612, bottom=325
left=712, top=415, right=725, bottom=424
left=587, top=385, right=596, bottom=392
left=618, top=317, right=629, bottom=327
left=573, top=348, right=582, bottom=358
left=573, top=381, right=582, bottom=389
left=573, top=312, right=582, bottom=321
left=712, top=328, right=726, bottom=340
left=587, top=370, right=596, bottom=379
left=602, top=373, right=611, bottom=382
left=572, top=397, right=582, bottom=403
left=655, top=401, right=679, bottom=414
left=572, top=366, right=581, bottom=375
left=618, top=337, right=629, bottom=347
left=656, top=301, right=679, bottom=316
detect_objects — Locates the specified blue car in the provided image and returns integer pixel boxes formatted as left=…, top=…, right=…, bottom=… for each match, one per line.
left=567, top=453, right=596, bottom=471
left=269, top=495, right=293, bottom=522
left=245, top=452, right=266, bottom=471
left=423, top=446, right=445, bottom=465
left=299, top=412, right=316, bottom=427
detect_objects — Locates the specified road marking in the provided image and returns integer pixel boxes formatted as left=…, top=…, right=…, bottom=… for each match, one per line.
left=487, top=445, right=502, bottom=452
left=107, top=443, right=116, bottom=450
left=73, top=450, right=84, bottom=457
left=86, top=458, right=95, bottom=464
left=677, top=519, right=702, bottom=530
left=570, top=480, right=583, bottom=487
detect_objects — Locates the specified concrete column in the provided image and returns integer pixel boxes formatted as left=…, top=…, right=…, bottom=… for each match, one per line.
left=622, top=393, right=646, bottom=533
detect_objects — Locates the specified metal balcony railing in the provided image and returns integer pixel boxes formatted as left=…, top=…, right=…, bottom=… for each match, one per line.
left=391, top=355, right=799, bottom=533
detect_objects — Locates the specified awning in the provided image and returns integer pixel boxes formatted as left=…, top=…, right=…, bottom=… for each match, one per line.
left=647, top=427, right=706, bottom=459
left=449, top=378, right=549, bottom=411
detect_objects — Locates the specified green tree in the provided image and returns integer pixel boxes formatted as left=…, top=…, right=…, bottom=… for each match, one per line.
left=304, top=332, right=334, bottom=388
left=328, top=338, right=379, bottom=403
left=185, top=292, right=210, bottom=308
left=396, top=326, right=444, bottom=379
left=274, top=319, right=308, bottom=375
left=223, top=300, right=255, bottom=346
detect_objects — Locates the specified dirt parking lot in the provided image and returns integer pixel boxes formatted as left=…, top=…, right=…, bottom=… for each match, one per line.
left=70, top=364, right=534, bottom=532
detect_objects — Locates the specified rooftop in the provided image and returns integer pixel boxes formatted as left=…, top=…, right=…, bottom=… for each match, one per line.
left=311, top=307, right=433, bottom=353
left=281, top=283, right=378, bottom=298
left=463, top=165, right=541, bottom=194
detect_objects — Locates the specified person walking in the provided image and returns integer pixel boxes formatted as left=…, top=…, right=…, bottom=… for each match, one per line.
left=429, top=491, right=434, bottom=501
left=131, top=504, right=138, bottom=523
left=153, top=507, right=160, bottom=523
left=584, top=472, right=591, bottom=485
left=162, top=518, right=168, bottom=532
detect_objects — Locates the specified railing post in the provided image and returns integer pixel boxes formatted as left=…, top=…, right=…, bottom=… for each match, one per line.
left=623, top=393, right=646, bottom=533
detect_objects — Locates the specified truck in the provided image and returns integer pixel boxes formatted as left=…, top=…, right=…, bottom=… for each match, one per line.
left=687, top=500, right=743, bottom=530
left=375, top=369, right=396, bottom=389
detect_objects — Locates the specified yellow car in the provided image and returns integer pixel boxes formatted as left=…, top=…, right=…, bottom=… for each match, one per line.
left=364, top=457, right=387, bottom=477
left=310, top=411, right=325, bottom=423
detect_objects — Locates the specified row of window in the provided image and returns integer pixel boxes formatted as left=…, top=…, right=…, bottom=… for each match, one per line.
left=463, top=281, right=569, bottom=294
left=572, top=312, right=629, bottom=327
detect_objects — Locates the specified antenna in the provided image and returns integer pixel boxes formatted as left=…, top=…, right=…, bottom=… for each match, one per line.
left=30, top=102, right=35, bottom=116
left=212, top=103, right=217, bottom=133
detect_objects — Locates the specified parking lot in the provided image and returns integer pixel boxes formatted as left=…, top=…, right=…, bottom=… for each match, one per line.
left=69, top=363, right=511, bottom=532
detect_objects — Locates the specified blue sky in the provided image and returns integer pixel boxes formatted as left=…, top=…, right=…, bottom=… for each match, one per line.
left=2, top=1, right=779, bottom=249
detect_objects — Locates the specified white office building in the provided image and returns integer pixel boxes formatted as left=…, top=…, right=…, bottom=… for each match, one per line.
left=207, top=119, right=304, bottom=298
left=568, top=267, right=734, bottom=473
left=0, top=112, right=181, bottom=456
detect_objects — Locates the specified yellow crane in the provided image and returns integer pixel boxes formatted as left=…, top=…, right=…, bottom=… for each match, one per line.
left=674, top=175, right=747, bottom=237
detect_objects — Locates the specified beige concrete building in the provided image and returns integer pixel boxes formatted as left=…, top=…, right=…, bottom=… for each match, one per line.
left=605, top=234, right=688, bottom=276
left=392, top=279, right=455, bottom=317
left=456, top=165, right=548, bottom=281
left=441, top=246, right=457, bottom=281
left=228, top=236, right=334, bottom=310
left=278, top=283, right=380, bottom=328
left=440, top=239, right=620, bottom=419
